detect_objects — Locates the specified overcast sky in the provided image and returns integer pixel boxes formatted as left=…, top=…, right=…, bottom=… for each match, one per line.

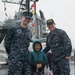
left=0, top=0, right=75, bottom=49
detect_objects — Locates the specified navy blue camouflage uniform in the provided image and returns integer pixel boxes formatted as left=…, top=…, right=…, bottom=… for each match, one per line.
left=4, top=25, right=32, bottom=75
left=43, top=28, right=72, bottom=75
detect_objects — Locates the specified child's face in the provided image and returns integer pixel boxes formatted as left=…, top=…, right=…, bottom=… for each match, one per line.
left=34, top=44, right=41, bottom=51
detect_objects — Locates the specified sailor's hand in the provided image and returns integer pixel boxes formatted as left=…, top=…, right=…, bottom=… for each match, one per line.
left=65, top=56, right=71, bottom=60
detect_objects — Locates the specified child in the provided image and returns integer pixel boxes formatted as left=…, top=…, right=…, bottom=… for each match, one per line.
left=29, top=40, right=48, bottom=75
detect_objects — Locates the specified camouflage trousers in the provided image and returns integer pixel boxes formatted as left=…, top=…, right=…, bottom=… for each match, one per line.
left=8, top=58, right=31, bottom=75
left=51, top=58, right=70, bottom=75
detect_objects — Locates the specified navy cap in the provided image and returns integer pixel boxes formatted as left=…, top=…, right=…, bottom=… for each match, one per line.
left=47, top=19, right=55, bottom=25
left=22, top=12, right=33, bottom=19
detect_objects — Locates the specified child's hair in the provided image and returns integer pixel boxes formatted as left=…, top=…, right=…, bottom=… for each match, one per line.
left=33, top=41, right=42, bottom=50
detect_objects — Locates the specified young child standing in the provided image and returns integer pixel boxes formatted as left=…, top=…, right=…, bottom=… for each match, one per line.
left=29, top=40, right=47, bottom=75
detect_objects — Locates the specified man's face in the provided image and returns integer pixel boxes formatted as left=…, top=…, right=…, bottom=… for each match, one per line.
left=47, top=24, right=55, bottom=31
left=34, top=44, right=41, bottom=51
left=21, top=16, right=30, bottom=25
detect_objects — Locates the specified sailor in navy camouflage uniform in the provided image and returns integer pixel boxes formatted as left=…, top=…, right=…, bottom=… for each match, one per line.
left=43, top=19, right=72, bottom=75
left=4, top=12, right=33, bottom=75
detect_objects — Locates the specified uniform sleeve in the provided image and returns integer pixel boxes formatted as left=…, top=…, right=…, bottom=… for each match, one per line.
left=60, top=30, right=72, bottom=56
left=43, top=36, right=50, bottom=53
left=4, top=28, right=15, bottom=54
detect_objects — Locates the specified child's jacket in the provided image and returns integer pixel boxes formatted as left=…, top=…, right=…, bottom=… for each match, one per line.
left=29, top=40, right=47, bottom=72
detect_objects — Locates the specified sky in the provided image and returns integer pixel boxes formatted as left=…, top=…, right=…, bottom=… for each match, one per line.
left=0, top=0, right=75, bottom=49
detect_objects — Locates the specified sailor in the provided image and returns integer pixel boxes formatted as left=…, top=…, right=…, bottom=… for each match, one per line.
left=4, top=11, right=33, bottom=75
left=43, top=19, right=72, bottom=75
